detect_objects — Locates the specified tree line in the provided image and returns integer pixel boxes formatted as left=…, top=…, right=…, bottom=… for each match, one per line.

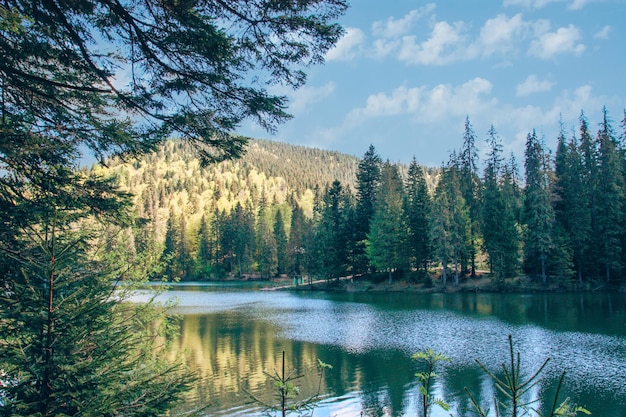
left=103, top=107, right=626, bottom=286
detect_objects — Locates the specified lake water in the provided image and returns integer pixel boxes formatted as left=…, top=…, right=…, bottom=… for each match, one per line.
left=135, top=284, right=626, bottom=416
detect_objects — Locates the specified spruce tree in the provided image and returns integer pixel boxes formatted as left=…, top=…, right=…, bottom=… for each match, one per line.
left=578, top=112, right=600, bottom=279
left=287, top=203, right=310, bottom=280
left=404, top=158, right=432, bottom=277
left=595, top=107, right=624, bottom=282
left=274, top=210, right=289, bottom=276
left=0, top=177, right=191, bottom=417
left=315, top=180, right=350, bottom=280
left=196, top=214, right=213, bottom=279
left=459, top=116, right=481, bottom=277
left=481, top=127, right=520, bottom=281
left=523, top=130, right=555, bottom=284
left=366, top=161, right=407, bottom=284
left=161, top=208, right=180, bottom=280
left=351, top=145, right=382, bottom=275
left=554, top=127, right=589, bottom=283
left=431, top=158, right=470, bottom=286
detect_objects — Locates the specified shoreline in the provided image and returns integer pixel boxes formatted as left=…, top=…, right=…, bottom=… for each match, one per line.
left=280, top=275, right=624, bottom=294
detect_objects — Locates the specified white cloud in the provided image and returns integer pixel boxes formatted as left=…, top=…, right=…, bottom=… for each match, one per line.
left=567, top=0, right=591, bottom=10
left=470, top=13, right=527, bottom=57
left=398, top=21, right=466, bottom=65
left=594, top=25, right=612, bottom=40
left=528, top=24, right=585, bottom=59
left=371, top=4, right=436, bottom=38
left=503, top=0, right=562, bottom=8
left=503, top=0, right=591, bottom=9
left=371, top=38, right=401, bottom=59
left=516, top=74, right=554, bottom=96
left=287, top=83, right=336, bottom=114
left=325, top=27, right=365, bottom=61
left=347, top=77, right=495, bottom=123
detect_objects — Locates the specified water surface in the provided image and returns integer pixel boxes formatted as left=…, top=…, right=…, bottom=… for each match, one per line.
left=136, top=287, right=626, bottom=416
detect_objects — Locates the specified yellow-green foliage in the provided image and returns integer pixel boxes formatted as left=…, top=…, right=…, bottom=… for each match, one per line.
left=92, top=139, right=362, bottom=245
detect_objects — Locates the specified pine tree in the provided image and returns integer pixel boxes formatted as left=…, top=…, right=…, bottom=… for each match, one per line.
left=0, top=180, right=191, bottom=417
left=179, top=214, right=194, bottom=280
left=578, top=112, right=600, bottom=279
left=287, top=202, right=310, bottom=280
left=256, top=195, right=278, bottom=278
left=481, top=127, right=520, bottom=281
left=232, top=202, right=256, bottom=278
left=161, top=208, right=180, bottom=280
left=315, top=180, right=350, bottom=280
left=404, top=158, right=432, bottom=277
left=431, top=159, right=470, bottom=286
left=351, top=145, right=382, bottom=275
left=366, top=161, right=407, bottom=284
left=554, top=126, right=588, bottom=283
left=523, top=130, right=555, bottom=284
left=459, top=116, right=481, bottom=277
left=196, top=214, right=213, bottom=279
left=595, top=107, right=624, bottom=282
left=274, top=210, right=289, bottom=276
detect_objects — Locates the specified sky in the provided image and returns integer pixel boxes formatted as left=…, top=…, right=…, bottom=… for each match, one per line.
left=237, top=0, right=626, bottom=167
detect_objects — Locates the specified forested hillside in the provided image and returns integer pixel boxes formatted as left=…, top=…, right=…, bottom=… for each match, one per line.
left=98, top=108, right=626, bottom=287
left=92, top=139, right=402, bottom=279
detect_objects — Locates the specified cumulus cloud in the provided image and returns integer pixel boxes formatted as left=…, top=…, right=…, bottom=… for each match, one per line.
left=516, top=74, right=554, bottom=96
left=347, top=77, right=496, bottom=123
left=503, top=0, right=561, bottom=7
left=469, top=13, right=527, bottom=57
left=287, top=83, right=336, bottom=114
left=398, top=21, right=466, bottom=65
left=371, top=4, right=436, bottom=38
left=528, top=24, right=585, bottom=59
left=594, top=25, right=611, bottom=40
left=503, top=0, right=591, bottom=9
left=325, top=27, right=365, bottom=61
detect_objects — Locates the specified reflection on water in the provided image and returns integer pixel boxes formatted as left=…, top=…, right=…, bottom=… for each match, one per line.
left=138, top=289, right=626, bottom=416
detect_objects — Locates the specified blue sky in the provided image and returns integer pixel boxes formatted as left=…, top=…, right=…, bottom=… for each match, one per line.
left=238, top=0, right=626, bottom=167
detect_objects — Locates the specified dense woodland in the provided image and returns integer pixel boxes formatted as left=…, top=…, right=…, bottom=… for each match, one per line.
left=99, top=107, right=626, bottom=287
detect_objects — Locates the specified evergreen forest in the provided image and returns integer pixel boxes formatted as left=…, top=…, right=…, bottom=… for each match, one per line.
left=97, top=108, right=626, bottom=287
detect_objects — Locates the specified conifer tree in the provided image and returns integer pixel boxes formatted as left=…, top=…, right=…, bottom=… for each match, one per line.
left=595, top=107, right=624, bottom=282
left=554, top=127, right=588, bottom=283
left=366, top=161, right=408, bottom=284
left=431, top=159, right=470, bottom=286
left=481, top=127, right=521, bottom=281
left=523, top=131, right=555, bottom=284
left=578, top=112, right=600, bottom=279
left=161, top=208, right=180, bottom=280
left=0, top=176, right=191, bottom=417
left=256, top=194, right=278, bottom=278
left=178, top=214, right=194, bottom=280
left=196, top=213, right=213, bottom=279
left=287, top=202, right=310, bottom=280
left=232, top=202, right=256, bottom=278
left=274, top=210, right=289, bottom=276
left=404, top=158, right=432, bottom=277
left=459, top=116, right=481, bottom=277
left=315, top=180, right=350, bottom=280
left=351, top=145, right=382, bottom=275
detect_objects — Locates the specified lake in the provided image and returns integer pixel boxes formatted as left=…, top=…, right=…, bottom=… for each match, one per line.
left=135, top=284, right=626, bottom=416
